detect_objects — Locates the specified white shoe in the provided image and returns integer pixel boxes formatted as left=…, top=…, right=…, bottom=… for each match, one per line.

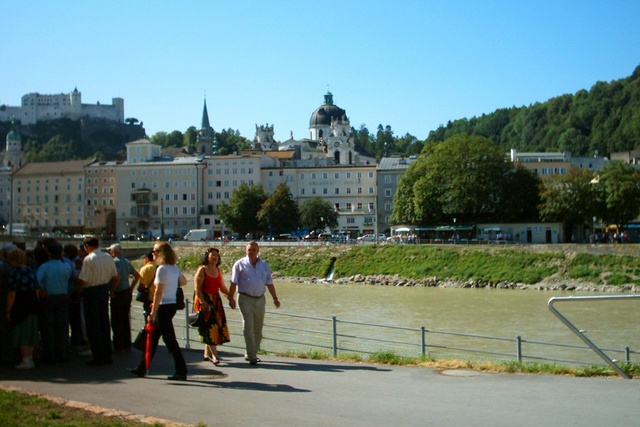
left=15, top=359, right=34, bottom=369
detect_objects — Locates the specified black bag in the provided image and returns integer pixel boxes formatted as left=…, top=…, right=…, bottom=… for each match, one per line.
left=176, top=286, right=185, bottom=310
left=188, top=310, right=206, bottom=328
left=133, top=328, right=147, bottom=351
left=135, top=285, right=148, bottom=303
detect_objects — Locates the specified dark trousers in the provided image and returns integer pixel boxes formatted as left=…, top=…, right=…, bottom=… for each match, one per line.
left=110, top=289, right=132, bottom=351
left=82, top=284, right=112, bottom=364
left=39, top=294, right=70, bottom=362
left=69, top=291, right=86, bottom=347
left=137, top=303, right=187, bottom=376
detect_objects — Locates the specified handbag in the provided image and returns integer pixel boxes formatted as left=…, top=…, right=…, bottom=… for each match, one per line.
left=133, top=328, right=147, bottom=351
left=176, top=286, right=185, bottom=310
left=135, top=285, right=148, bottom=303
left=188, top=310, right=207, bottom=328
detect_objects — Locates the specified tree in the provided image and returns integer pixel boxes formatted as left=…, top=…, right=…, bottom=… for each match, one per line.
left=299, top=198, right=339, bottom=231
left=218, top=183, right=268, bottom=238
left=539, top=169, right=601, bottom=240
left=183, top=126, right=197, bottom=150
left=391, top=134, right=516, bottom=224
left=597, top=160, right=640, bottom=229
left=258, top=182, right=299, bottom=235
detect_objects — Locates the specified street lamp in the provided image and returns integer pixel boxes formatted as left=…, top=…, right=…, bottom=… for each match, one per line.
left=453, top=218, right=457, bottom=244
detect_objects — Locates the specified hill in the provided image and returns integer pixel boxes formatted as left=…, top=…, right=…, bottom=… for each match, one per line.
left=425, top=65, right=640, bottom=157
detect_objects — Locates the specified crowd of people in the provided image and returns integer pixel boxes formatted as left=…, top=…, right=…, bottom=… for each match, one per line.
left=1, top=237, right=280, bottom=381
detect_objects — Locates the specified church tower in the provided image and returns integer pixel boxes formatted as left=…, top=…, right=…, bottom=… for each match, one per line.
left=196, top=98, right=214, bottom=155
left=4, top=119, right=24, bottom=170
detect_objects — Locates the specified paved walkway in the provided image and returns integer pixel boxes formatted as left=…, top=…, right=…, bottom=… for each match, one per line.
left=1, top=347, right=639, bottom=427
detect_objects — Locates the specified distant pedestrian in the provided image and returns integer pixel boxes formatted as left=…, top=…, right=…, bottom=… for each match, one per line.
left=136, top=251, right=157, bottom=317
left=228, top=241, right=280, bottom=365
left=36, top=241, right=72, bottom=363
left=108, top=243, right=141, bottom=354
left=0, top=243, right=18, bottom=364
left=5, top=248, right=40, bottom=369
left=77, top=235, right=118, bottom=366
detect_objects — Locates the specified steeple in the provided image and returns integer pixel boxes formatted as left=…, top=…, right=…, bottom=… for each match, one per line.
left=201, top=98, right=211, bottom=130
left=197, top=97, right=214, bottom=155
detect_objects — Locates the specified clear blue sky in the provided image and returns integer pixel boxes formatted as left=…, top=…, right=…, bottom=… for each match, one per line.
left=2, top=1, right=639, bottom=142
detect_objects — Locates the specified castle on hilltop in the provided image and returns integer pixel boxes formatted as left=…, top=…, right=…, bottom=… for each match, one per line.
left=0, top=88, right=124, bottom=125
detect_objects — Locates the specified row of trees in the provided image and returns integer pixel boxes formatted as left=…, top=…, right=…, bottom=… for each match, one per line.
left=392, top=134, right=640, bottom=240
left=217, top=182, right=339, bottom=238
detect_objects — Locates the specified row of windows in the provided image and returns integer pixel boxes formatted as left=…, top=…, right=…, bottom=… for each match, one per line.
left=15, top=194, right=81, bottom=204
left=334, top=202, right=375, bottom=211
left=209, top=168, right=254, bottom=175
left=86, top=187, right=115, bottom=194
left=299, top=171, right=374, bottom=180
left=18, top=205, right=81, bottom=215
left=300, top=187, right=375, bottom=195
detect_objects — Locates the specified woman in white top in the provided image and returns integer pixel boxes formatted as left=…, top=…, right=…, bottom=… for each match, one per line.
left=128, top=241, right=187, bottom=380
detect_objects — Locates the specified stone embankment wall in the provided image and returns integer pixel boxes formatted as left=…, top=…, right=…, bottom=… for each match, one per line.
left=278, top=273, right=640, bottom=293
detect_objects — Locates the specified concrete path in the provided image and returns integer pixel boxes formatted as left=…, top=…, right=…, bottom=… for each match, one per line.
left=1, top=347, right=639, bottom=427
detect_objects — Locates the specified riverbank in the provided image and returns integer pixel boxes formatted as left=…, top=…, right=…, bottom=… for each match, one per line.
left=171, top=243, right=640, bottom=293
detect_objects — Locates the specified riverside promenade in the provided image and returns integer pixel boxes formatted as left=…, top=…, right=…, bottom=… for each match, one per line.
left=1, top=347, right=638, bottom=427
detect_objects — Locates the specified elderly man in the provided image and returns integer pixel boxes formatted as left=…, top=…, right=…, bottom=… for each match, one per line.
left=77, top=236, right=118, bottom=366
left=228, top=241, right=280, bottom=365
left=108, top=243, right=141, bottom=354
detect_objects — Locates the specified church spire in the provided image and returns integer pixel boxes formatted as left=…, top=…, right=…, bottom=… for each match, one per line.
left=201, top=97, right=211, bottom=130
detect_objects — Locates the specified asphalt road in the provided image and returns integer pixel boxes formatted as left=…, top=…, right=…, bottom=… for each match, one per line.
left=1, top=347, right=639, bottom=427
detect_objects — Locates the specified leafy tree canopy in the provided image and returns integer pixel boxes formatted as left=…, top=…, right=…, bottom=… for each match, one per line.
left=217, top=183, right=268, bottom=238
left=298, top=197, right=339, bottom=231
left=257, top=182, right=299, bottom=234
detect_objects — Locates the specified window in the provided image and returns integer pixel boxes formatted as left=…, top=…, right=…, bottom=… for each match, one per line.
left=384, top=176, right=392, bottom=184
left=346, top=203, right=352, bottom=210
left=385, top=189, right=392, bottom=197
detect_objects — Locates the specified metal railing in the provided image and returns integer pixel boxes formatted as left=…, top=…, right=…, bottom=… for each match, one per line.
left=131, top=298, right=639, bottom=372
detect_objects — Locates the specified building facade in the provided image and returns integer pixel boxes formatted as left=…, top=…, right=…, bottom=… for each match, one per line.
left=0, top=88, right=124, bottom=125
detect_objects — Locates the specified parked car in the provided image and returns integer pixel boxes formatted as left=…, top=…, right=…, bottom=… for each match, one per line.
left=303, top=231, right=320, bottom=241
left=317, top=232, right=334, bottom=241
left=272, top=233, right=299, bottom=241
left=357, top=234, right=376, bottom=242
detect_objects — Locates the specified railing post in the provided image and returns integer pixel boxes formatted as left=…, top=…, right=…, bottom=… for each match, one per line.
left=185, top=298, right=191, bottom=349
left=421, top=326, right=426, bottom=357
left=626, top=346, right=630, bottom=364
left=332, top=316, right=337, bottom=357
left=516, top=335, right=522, bottom=362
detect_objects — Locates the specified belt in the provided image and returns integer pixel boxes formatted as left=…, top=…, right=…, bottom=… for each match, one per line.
left=239, top=292, right=264, bottom=299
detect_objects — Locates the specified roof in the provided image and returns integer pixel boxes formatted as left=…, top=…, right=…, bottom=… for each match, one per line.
left=265, top=151, right=295, bottom=160
left=14, top=159, right=92, bottom=176
left=378, top=156, right=417, bottom=171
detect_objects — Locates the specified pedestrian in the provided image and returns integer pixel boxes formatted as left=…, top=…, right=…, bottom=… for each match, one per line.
left=36, top=241, right=72, bottom=363
left=63, top=244, right=86, bottom=353
left=108, top=243, right=141, bottom=354
left=5, top=247, right=40, bottom=369
left=136, top=251, right=157, bottom=318
left=0, top=243, right=18, bottom=364
left=128, top=241, right=188, bottom=380
left=228, top=241, right=280, bottom=365
left=193, top=247, right=230, bottom=365
left=77, top=235, right=118, bottom=366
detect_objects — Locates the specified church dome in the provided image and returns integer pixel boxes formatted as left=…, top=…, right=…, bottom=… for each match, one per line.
left=309, top=91, right=346, bottom=127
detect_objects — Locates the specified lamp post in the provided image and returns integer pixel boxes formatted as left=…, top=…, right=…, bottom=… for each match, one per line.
left=453, top=218, right=457, bottom=244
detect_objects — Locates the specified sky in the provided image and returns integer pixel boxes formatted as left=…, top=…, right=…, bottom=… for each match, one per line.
left=2, top=1, right=640, bottom=142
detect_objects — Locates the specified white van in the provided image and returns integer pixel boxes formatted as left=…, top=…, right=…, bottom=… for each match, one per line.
left=183, top=229, right=213, bottom=241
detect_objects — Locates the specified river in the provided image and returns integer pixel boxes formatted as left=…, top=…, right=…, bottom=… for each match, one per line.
left=259, top=281, right=640, bottom=365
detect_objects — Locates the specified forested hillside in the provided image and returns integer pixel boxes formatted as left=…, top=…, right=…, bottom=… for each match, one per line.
left=425, top=65, right=640, bottom=157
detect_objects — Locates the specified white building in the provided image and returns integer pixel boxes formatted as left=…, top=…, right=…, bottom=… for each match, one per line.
left=12, top=159, right=90, bottom=232
left=0, top=88, right=124, bottom=125
left=115, top=139, right=206, bottom=239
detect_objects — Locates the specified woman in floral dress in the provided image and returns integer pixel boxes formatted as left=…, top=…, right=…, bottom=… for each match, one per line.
left=193, top=248, right=230, bottom=365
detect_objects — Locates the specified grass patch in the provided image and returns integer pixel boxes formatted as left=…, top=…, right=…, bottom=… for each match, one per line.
left=0, top=388, right=169, bottom=427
